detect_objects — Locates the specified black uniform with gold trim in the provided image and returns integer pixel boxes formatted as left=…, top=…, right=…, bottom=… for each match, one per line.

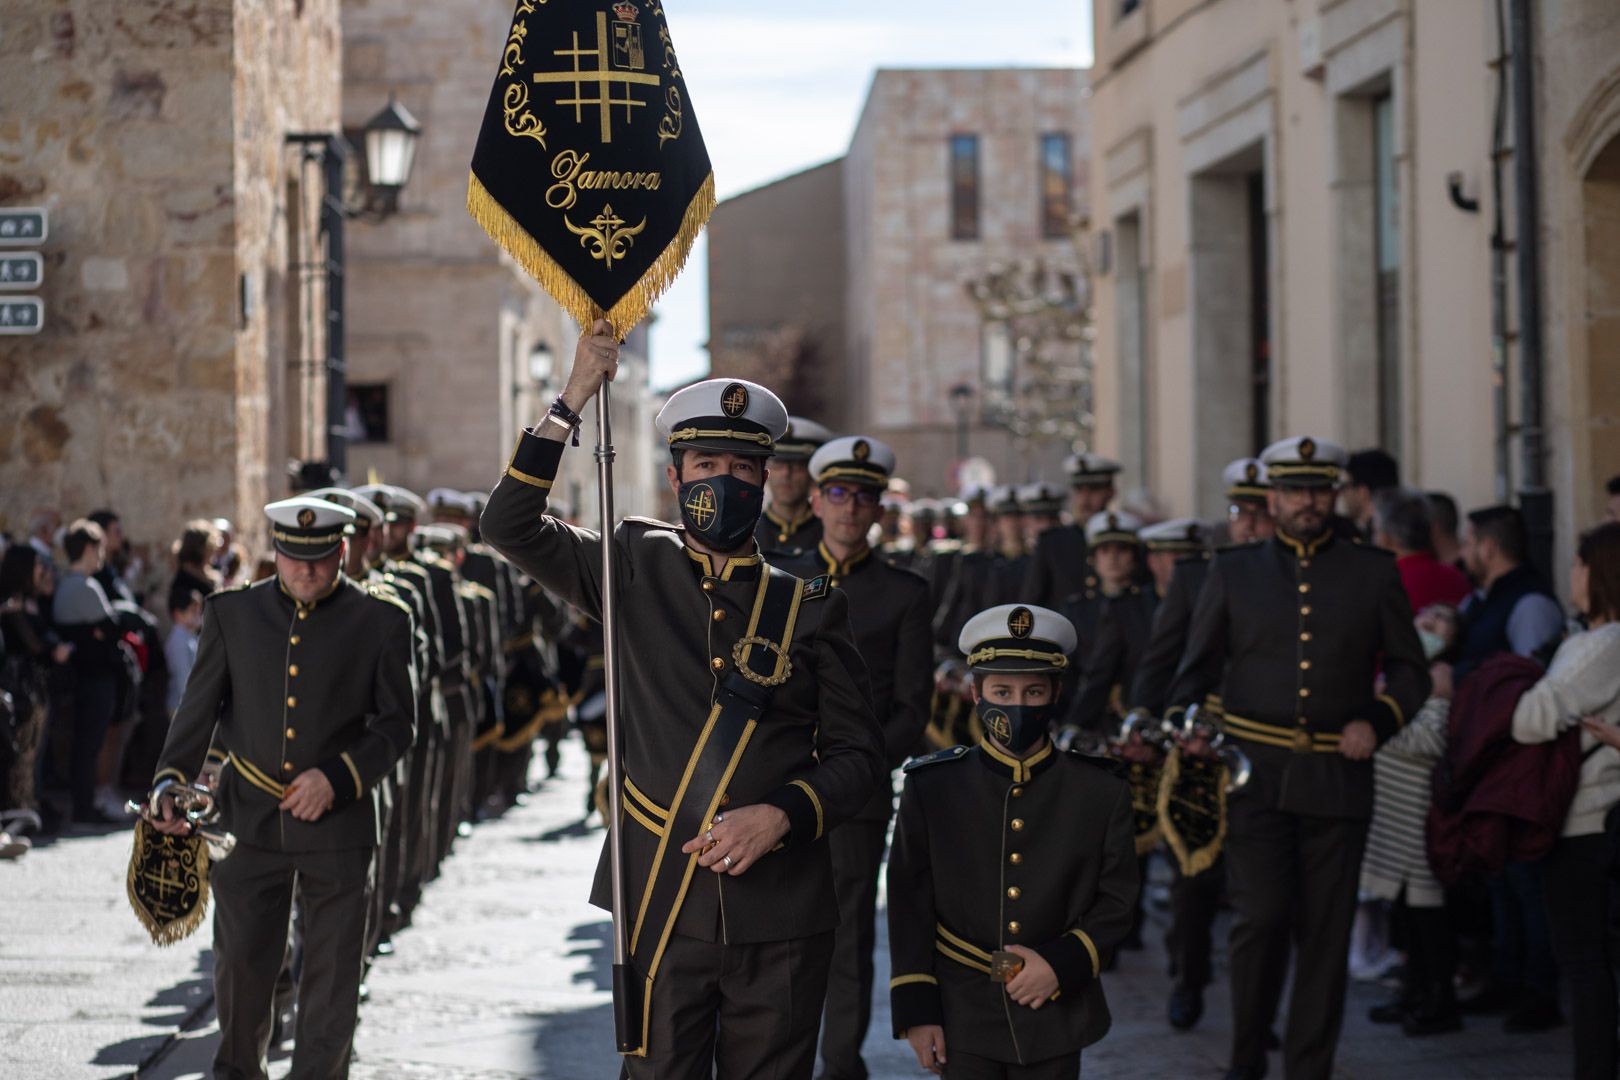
left=1068, top=586, right=1157, bottom=732
left=481, top=378, right=883, bottom=1075
left=771, top=433, right=935, bottom=1080
left=757, top=505, right=822, bottom=555
left=1166, top=436, right=1428, bottom=1080
left=1021, top=523, right=1087, bottom=611
left=151, top=497, right=418, bottom=1080
left=887, top=604, right=1138, bottom=1076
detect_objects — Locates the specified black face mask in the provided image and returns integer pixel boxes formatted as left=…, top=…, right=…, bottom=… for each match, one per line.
left=678, top=474, right=765, bottom=553
left=976, top=699, right=1055, bottom=755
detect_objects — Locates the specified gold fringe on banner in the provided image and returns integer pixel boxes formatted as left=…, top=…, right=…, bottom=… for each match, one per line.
left=466, top=170, right=717, bottom=342
left=126, top=820, right=212, bottom=947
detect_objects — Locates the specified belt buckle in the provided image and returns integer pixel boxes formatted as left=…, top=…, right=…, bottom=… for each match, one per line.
left=1291, top=728, right=1313, bottom=753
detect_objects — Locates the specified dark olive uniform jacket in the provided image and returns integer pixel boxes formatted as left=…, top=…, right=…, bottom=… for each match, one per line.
left=1021, top=524, right=1088, bottom=610
left=1068, top=586, right=1158, bottom=732
left=774, top=542, right=934, bottom=821
left=887, top=743, right=1140, bottom=1064
left=1167, top=532, right=1430, bottom=820
left=1126, top=554, right=1211, bottom=716
left=481, top=430, right=884, bottom=945
left=153, top=575, right=418, bottom=851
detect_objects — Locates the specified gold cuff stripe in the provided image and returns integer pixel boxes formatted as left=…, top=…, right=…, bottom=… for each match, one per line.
left=935, top=941, right=993, bottom=975
left=624, top=799, right=665, bottom=836
left=1376, top=692, right=1406, bottom=728
left=154, top=767, right=187, bottom=786
left=1069, top=929, right=1101, bottom=979
left=965, top=647, right=1070, bottom=670
left=789, top=779, right=824, bottom=841
left=668, top=427, right=775, bottom=448
left=340, top=752, right=363, bottom=799
left=506, top=465, right=554, bottom=490
left=229, top=753, right=288, bottom=800
left=890, top=973, right=939, bottom=989
left=624, top=777, right=670, bottom=823
left=936, top=924, right=993, bottom=961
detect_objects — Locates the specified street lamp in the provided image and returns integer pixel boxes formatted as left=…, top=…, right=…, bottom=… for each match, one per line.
left=528, top=341, right=555, bottom=390
left=286, top=95, right=424, bottom=484
left=949, top=382, right=975, bottom=460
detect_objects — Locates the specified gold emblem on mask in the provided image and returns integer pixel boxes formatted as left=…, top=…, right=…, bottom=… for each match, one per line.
left=983, top=708, right=1013, bottom=743
left=684, top=483, right=718, bottom=531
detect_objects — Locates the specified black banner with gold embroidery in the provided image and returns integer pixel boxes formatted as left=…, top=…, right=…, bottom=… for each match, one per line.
left=468, top=0, right=714, bottom=339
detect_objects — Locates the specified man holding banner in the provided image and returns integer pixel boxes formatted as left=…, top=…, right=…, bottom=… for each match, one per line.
left=481, top=347, right=884, bottom=1075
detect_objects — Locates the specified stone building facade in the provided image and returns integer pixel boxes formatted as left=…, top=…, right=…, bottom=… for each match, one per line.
left=0, top=0, right=341, bottom=551
left=1086, top=0, right=1620, bottom=561
left=708, top=68, right=1091, bottom=496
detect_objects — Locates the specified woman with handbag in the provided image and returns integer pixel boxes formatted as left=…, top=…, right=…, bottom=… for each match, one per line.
left=1512, top=521, right=1620, bottom=1079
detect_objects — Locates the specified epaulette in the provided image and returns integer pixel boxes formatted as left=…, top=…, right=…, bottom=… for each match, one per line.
left=1064, top=748, right=1129, bottom=778
left=801, top=574, right=831, bottom=601
left=207, top=580, right=254, bottom=602
left=622, top=515, right=677, bottom=529
left=365, top=584, right=414, bottom=619
left=903, top=744, right=971, bottom=772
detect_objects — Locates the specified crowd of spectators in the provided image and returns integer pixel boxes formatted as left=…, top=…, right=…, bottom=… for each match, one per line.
left=0, top=510, right=255, bottom=858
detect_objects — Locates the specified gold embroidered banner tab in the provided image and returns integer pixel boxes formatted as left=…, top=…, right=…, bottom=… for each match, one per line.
left=468, top=0, right=714, bottom=339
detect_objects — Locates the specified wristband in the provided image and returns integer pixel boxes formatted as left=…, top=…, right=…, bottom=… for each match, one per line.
left=548, top=396, right=583, bottom=446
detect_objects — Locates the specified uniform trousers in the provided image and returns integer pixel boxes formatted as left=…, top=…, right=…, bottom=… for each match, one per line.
left=1541, top=834, right=1618, bottom=1080
left=621, top=929, right=834, bottom=1080
left=941, top=1049, right=1080, bottom=1078
left=1224, top=794, right=1367, bottom=1080
left=818, top=818, right=889, bottom=1079
left=211, top=841, right=374, bottom=1080
left=1168, top=855, right=1224, bottom=992
left=437, top=684, right=474, bottom=858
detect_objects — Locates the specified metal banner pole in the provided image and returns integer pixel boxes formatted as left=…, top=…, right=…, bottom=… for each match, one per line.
left=596, top=384, right=639, bottom=1051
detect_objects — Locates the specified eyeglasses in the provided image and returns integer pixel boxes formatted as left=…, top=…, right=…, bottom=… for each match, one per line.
left=822, top=484, right=881, bottom=509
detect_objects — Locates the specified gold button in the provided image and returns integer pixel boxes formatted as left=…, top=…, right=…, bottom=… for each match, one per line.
left=778, top=533, right=788, bottom=543
left=1300, top=631, right=1312, bottom=642
left=297, top=610, right=308, bottom=620
left=712, top=609, right=726, bottom=622
left=1007, top=886, right=1022, bottom=900
left=1009, top=852, right=1023, bottom=865
left=1011, top=786, right=1024, bottom=798
left=287, top=696, right=297, bottom=708
left=1301, top=605, right=1313, bottom=617
left=1299, top=687, right=1311, bottom=698
left=701, top=580, right=715, bottom=593
left=1300, top=559, right=1311, bottom=569
left=285, top=727, right=296, bottom=740
left=288, top=664, right=299, bottom=677
left=283, top=761, right=295, bottom=774
left=290, top=635, right=301, bottom=645
left=1300, top=660, right=1312, bottom=671
left=1007, top=921, right=1022, bottom=935
left=1298, top=583, right=1311, bottom=594
left=1010, top=818, right=1025, bottom=831
left=711, top=657, right=725, bottom=671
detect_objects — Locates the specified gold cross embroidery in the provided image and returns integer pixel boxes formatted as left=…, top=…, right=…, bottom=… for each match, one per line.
left=142, top=858, right=186, bottom=901
left=534, top=12, right=661, bottom=144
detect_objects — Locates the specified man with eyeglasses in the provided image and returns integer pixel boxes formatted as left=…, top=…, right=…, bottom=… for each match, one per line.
left=770, top=434, right=934, bottom=1080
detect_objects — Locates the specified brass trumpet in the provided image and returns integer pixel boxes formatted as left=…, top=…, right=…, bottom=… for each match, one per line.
left=1055, top=709, right=1178, bottom=758
left=127, top=783, right=237, bottom=861
left=1172, top=703, right=1253, bottom=793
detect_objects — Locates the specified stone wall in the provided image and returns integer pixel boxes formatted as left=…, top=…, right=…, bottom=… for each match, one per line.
left=0, top=0, right=339, bottom=560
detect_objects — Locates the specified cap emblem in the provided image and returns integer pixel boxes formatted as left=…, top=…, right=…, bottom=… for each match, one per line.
left=1008, top=606, right=1034, bottom=639
left=297, top=509, right=317, bottom=528
left=683, top=483, right=718, bottom=531
left=1108, top=512, right=1119, bottom=531
left=983, top=708, right=1012, bottom=743
left=721, top=383, right=750, bottom=419
left=1245, top=461, right=1260, bottom=482
left=1299, top=437, right=1316, bottom=461
left=852, top=439, right=870, bottom=462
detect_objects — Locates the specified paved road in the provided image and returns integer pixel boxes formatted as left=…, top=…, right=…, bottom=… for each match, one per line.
left=3, top=741, right=1572, bottom=1078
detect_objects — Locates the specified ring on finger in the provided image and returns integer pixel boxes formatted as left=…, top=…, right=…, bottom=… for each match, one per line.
left=705, top=829, right=714, bottom=844
left=713, top=813, right=725, bottom=825
left=722, top=855, right=733, bottom=869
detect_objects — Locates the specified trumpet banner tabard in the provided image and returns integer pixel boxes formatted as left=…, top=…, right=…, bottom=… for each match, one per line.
left=126, top=820, right=211, bottom=946
left=1127, top=759, right=1164, bottom=857
left=1156, top=747, right=1230, bottom=877
left=468, top=0, right=715, bottom=338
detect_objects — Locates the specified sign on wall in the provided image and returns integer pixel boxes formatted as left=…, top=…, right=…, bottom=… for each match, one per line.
left=0, top=252, right=43, bottom=290
left=0, top=208, right=48, bottom=245
left=0, top=297, right=44, bottom=334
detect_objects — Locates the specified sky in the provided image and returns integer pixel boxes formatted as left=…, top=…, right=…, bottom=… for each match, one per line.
left=645, top=2, right=1095, bottom=392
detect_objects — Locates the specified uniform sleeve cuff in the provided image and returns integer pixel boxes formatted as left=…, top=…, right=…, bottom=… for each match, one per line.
left=1369, top=694, right=1405, bottom=743
left=507, top=430, right=563, bottom=489
left=152, top=766, right=188, bottom=788
left=1037, top=929, right=1101, bottom=991
left=763, top=779, right=824, bottom=847
left=889, top=975, right=943, bottom=1037
left=318, top=752, right=365, bottom=808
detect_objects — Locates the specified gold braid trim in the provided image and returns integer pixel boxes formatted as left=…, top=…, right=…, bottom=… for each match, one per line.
left=126, top=820, right=211, bottom=947
left=468, top=169, right=717, bottom=341
left=1155, top=747, right=1228, bottom=878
